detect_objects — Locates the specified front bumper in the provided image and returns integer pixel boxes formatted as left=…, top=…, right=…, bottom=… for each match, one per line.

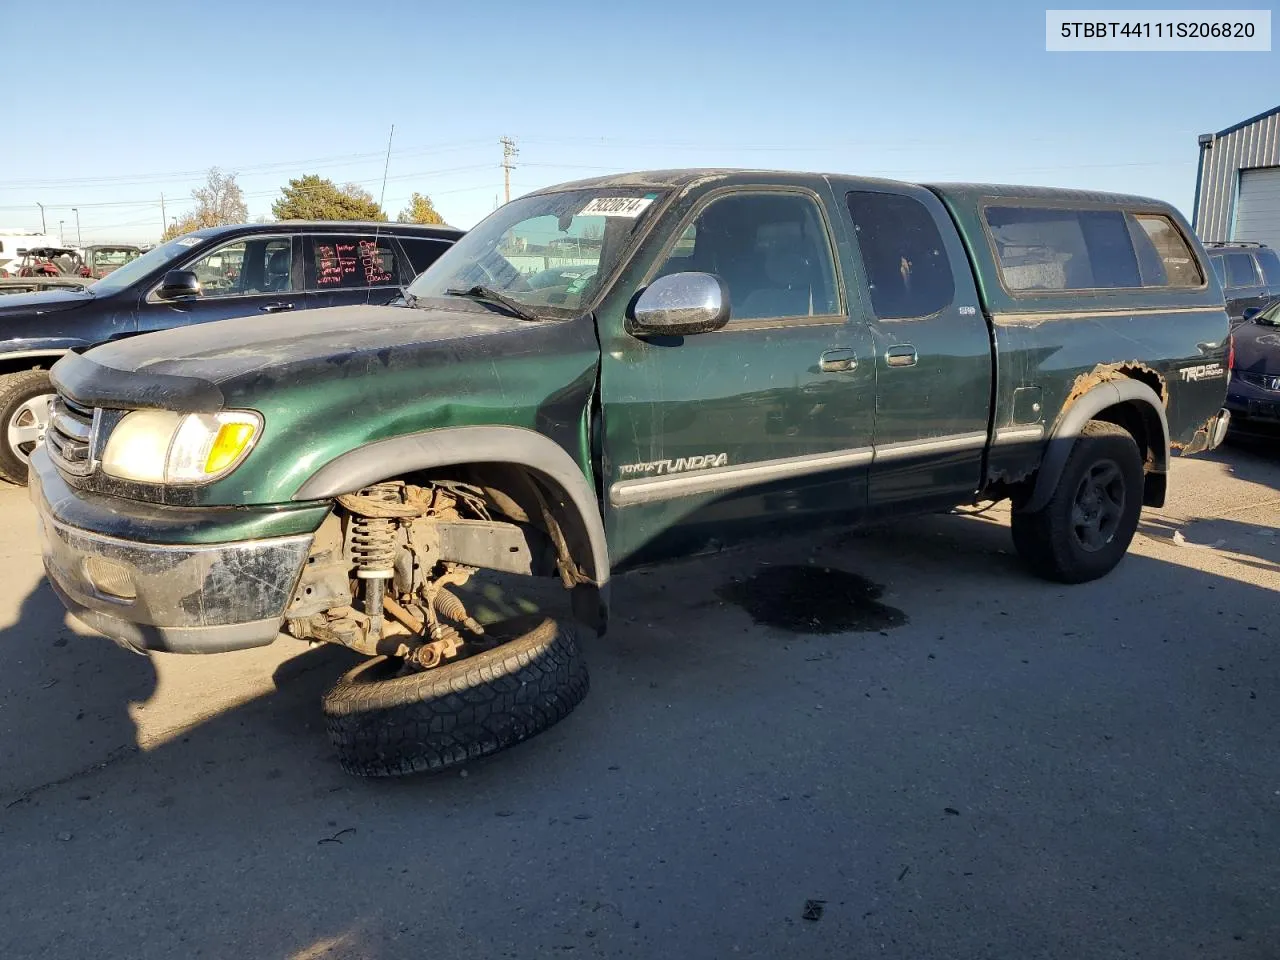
left=31, top=449, right=314, bottom=654
left=1227, top=378, right=1280, bottom=426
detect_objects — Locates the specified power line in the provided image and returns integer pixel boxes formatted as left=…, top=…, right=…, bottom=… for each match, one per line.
left=518, top=131, right=1203, bottom=151
left=0, top=140, right=493, bottom=190
left=0, top=163, right=500, bottom=213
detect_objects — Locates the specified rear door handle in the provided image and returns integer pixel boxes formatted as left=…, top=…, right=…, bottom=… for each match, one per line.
left=261, top=301, right=295, bottom=314
left=819, top=348, right=858, bottom=373
left=885, top=344, right=918, bottom=368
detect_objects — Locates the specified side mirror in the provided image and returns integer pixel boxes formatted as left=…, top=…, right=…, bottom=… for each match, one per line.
left=627, top=272, right=730, bottom=338
left=1242, top=306, right=1261, bottom=322
left=157, top=269, right=201, bottom=300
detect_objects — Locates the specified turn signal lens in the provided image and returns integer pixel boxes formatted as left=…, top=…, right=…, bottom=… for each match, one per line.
left=205, top=422, right=257, bottom=474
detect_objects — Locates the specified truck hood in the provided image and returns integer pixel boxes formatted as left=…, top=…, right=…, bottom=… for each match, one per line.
left=1232, top=321, right=1280, bottom=375
left=51, top=302, right=563, bottom=411
left=0, top=288, right=96, bottom=317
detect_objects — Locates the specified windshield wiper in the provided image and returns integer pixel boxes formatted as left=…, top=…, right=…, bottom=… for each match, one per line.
left=443, top=285, right=539, bottom=322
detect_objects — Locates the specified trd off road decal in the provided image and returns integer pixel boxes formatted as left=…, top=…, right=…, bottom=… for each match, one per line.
left=1179, top=362, right=1225, bottom=383
left=618, top=453, right=729, bottom=477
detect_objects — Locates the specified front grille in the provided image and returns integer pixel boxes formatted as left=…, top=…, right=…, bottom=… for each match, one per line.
left=46, top=395, right=98, bottom=476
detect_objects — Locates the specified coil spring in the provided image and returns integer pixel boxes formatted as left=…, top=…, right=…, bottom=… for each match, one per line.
left=350, top=483, right=399, bottom=577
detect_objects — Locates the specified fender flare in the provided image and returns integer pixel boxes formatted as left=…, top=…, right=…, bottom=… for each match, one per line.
left=1020, top=379, right=1169, bottom=514
left=293, top=425, right=611, bottom=590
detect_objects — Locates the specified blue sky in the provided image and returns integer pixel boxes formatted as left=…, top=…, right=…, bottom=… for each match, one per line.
left=0, top=0, right=1274, bottom=244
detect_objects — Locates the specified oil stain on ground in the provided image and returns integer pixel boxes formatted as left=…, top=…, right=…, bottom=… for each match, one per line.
left=717, top=565, right=908, bottom=635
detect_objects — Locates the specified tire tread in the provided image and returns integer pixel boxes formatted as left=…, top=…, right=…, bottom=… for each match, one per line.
left=1012, top=420, right=1143, bottom=584
left=322, top=615, right=588, bottom=777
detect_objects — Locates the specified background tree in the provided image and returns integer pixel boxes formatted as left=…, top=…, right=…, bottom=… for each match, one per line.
left=161, top=167, right=248, bottom=240
left=271, top=175, right=386, bottom=221
left=396, top=192, right=445, bottom=225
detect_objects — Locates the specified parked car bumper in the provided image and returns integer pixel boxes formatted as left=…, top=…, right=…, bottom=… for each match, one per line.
left=30, top=447, right=315, bottom=654
left=1226, top=377, right=1280, bottom=433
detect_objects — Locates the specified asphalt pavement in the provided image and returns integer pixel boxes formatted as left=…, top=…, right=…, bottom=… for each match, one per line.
left=0, top=443, right=1277, bottom=959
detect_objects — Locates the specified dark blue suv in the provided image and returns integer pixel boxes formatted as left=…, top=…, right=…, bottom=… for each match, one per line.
left=0, top=220, right=461, bottom=484
left=1204, top=241, right=1280, bottom=324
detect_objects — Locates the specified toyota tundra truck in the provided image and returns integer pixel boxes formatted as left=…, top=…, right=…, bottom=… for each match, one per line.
left=31, top=170, right=1232, bottom=776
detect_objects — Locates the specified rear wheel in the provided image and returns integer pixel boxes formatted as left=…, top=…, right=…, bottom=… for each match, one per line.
left=322, top=615, right=589, bottom=777
left=1011, top=420, right=1144, bottom=584
left=0, top=370, right=55, bottom=485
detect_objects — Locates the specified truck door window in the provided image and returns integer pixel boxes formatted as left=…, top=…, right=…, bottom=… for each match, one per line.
left=1209, top=254, right=1226, bottom=285
left=1224, top=252, right=1260, bottom=287
left=845, top=191, right=954, bottom=319
left=654, top=192, right=839, bottom=322
left=1127, top=214, right=1203, bottom=287
left=985, top=207, right=1143, bottom=292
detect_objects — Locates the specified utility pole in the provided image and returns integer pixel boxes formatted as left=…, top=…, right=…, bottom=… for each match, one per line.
left=500, top=136, right=518, bottom=205
left=72, top=208, right=81, bottom=246
left=36, top=202, right=45, bottom=234
left=160, top=193, right=167, bottom=235
left=58, top=220, right=64, bottom=244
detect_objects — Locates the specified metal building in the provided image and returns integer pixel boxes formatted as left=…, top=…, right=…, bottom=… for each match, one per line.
left=1193, top=105, right=1280, bottom=247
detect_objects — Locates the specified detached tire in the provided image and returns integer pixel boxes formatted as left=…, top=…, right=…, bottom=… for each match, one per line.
left=1011, top=420, right=1144, bottom=584
left=0, top=369, right=55, bottom=485
left=322, top=615, right=588, bottom=777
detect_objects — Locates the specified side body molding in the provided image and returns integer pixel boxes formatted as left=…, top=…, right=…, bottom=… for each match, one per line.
left=294, top=425, right=611, bottom=589
left=1020, top=378, right=1170, bottom=514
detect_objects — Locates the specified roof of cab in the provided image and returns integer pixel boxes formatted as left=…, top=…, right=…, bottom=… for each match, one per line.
left=528, top=169, right=756, bottom=194
left=926, top=182, right=1170, bottom=209
left=529, top=169, right=1174, bottom=212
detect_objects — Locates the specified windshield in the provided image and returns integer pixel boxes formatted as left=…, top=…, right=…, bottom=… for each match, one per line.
left=94, top=247, right=141, bottom=267
left=89, top=236, right=204, bottom=294
left=1257, top=299, right=1280, bottom=326
left=407, top=188, right=667, bottom=317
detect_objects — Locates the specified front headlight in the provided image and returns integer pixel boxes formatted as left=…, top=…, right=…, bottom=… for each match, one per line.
left=101, top=409, right=262, bottom=484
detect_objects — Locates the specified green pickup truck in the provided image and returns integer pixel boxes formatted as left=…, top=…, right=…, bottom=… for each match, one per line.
left=32, top=169, right=1231, bottom=776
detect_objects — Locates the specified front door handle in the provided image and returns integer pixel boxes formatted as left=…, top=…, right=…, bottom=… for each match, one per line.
left=819, top=348, right=858, bottom=373
left=261, top=301, right=295, bottom=314
left=885, top=344, right=918, bottom=368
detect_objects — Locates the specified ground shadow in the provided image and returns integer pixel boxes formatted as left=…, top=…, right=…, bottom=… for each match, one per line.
left=0, top=493, right=1277, bottom=958
left=1213, top=433, right=1280, bottom=479
left=0, top=577, right=156, bottom=801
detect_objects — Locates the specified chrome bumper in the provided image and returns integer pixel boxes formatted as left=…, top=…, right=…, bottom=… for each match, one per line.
left=33, top=480, right=312, bottom=654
